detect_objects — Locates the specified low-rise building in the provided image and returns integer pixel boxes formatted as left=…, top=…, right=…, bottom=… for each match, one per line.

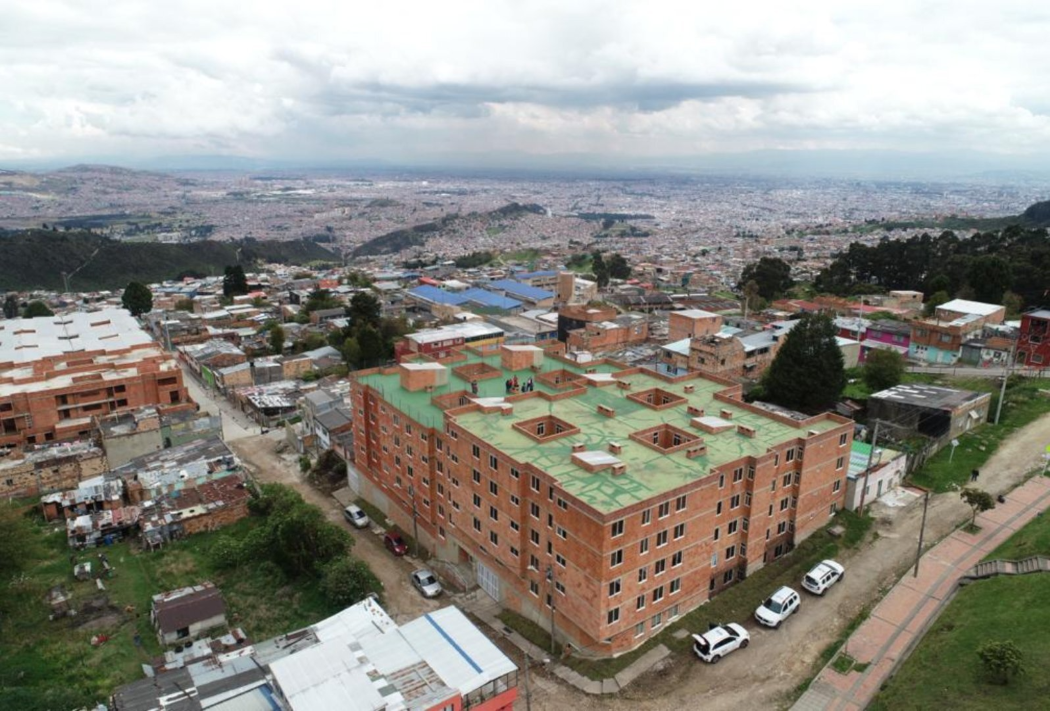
left=151, top=582, right=228, bottom=646
left=868, top=384, right=991, bottom=453
left=1017, top=309, right=1050, bottom=368
left=0, top=439, right=107, bottom=498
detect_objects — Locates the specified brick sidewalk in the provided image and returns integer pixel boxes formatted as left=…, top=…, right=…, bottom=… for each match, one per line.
left=793, top=475, right=1050, bottom=711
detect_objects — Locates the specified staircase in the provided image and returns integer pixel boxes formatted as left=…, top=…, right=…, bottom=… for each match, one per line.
left=963, top=556, right=1050, bottom=582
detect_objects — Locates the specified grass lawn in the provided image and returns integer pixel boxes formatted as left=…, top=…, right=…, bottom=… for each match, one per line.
left=985, top=505, right=1050, bottom=561
left=870, top=575, right=1050, bottom=711
left=0, top=515, right=341, bottom=710
left=499, top=509, right=872, bottom=680
left=909, top=376, right=1050, bottom=493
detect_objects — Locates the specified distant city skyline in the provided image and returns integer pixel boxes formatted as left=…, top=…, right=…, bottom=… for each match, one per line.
left=4, top=1, right=1050, bottom=178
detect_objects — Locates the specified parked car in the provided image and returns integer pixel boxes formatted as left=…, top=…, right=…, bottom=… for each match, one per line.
left=411, top=568, right=443, bottom=598
left=802, top=560, right=845, bottom=595
left=343, top=504, right=371, bottom=529
left=754, top=586, right=801, bottom=628
left=692, top=623, right=750, bottom=663
left=384, top=531, right=408, bottom=556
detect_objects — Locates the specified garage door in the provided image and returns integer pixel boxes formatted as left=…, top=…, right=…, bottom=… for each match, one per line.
left=476, top=560, right=501, bottom=602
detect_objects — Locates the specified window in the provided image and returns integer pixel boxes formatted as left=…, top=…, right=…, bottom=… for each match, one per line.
left=510, top=520, right=520, bottom=531
left=489, top=480, right=499, bottom=496
left=652, top=612, right=663, bottom=629
left=472, top=469, right=481, bottom=484
left=780, top=497, right=790, bottom=511
left=641, top=509, right=652, bottom=526
left=830, top=502, right=839, bottom=515
left=730, top=494, right=741, bottom=509
left=610, top=549, right=623, bottom=567
left=489, top=506, right=499, bottom=521
left=718, top=473, right=725, bottom=488
left=725, top=545, right=736, bottom=560
left=836, top=456, right=845, bottom=470
left=489, top=531, right=499, bottom=545
left=489, top=454, right=498, bottom=470
left=635, top=622, right=646, bottom=637
left=530, top=529, right=540, bottom=545
left=510, top=494, right=520, bottom=506
left=675, top=495, right=687, bottom=511
left=473, top=493, right=481, bottom=508
left=557, top=526, right=568, bottom=540
left=611, top=520, right=624, bottom=537
left=839, top=433, right=848, bottom=446
left=530, top=580, right=539, bottom=596
left=530, top=502, right=539, bottom=519
left=716, top=501, right=723, bottom=516
left=609, top=579, right=622, bottom=597
left=777, top=521, right=788, bottom=535
left=771, top=479, right=777, bottom=492
left=742, top=517, right=749, bottom=532
left=727, top=519, right=738, bottom=535
left=833, top=479, right=842, bottom=493
left=556, top=553, right=566, bottom=567
left=473, top=517, right=482, bottom=532
left=607, top=608, right=620, bottom=624
left=671, top=551, right=683, bottom=567
left=636, top=594, right=646, bottom=611
left=557, top=498, right=568, bottom=511
left=638, top=567, right=648, bottom=583
left=673, top=523, right=685, bottom=540
left=652, top=586, right=665, bottom=603
left=472, top=444, right=480, bottom=458
left=658, top=502, right=670, bottom=518
left=656, top=530, right=668, bottom=547
left=723, top=569, right=734, bottom=584
left=670, top=578, right=681, bottom=595
left=510, top=467, right=520, bottom=479
left=530, top=475, right=541, bottom=492
left=555, top=581, right=565, bottom=594
left=655, top=559, right=666, bottom=576
left=745, top=492, right=752, bottom=507
left=640, top=538, right=650, bottom=554
left=732, top=467, right=744, bottom=483
left=786, top=448, right=795, bottom=462
left=530, top=554, right=539, bottom=570
left=713, top=527, right=720, bottom=541
left=783, top=472, right=792, bottom=487
left=748, top=465, right=755, bottom=480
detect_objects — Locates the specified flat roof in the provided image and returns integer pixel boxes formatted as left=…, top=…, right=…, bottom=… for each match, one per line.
left=937, top=299, right=1004, bottom=317
left=871, top=383, right=987, bottom=410
left=358, top=354, right=840, bottom=514
left=0, top=308, right=154, bottom=364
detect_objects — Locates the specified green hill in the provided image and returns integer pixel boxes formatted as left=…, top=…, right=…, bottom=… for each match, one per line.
left=0, top=231, right=338, bottom=291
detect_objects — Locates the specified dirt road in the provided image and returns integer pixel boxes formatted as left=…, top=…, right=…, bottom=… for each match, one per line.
left=179, top=362, right=258, bottom=442
left=228, top=434, right=442, bottom=624
left=522, top=411, right=1050, bottom=711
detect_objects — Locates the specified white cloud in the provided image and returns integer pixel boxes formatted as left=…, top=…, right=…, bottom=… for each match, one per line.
left=1, top=0, right=1050, bottom=163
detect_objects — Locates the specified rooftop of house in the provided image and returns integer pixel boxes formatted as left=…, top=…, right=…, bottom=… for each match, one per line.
left=0, top=308, right=155, bottom=365
left=357, top=351, right=842, bottom=514
left=871, top=383, right=988, bottom=410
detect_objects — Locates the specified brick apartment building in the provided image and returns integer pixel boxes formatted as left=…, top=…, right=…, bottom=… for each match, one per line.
left=0, top=309, right=190, bottom=448
left=1017, top=309, right=1050, bottom=368
left=349, top=344, right=852, bottom=656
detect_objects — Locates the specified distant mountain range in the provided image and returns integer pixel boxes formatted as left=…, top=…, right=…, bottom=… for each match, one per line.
left=0, top=231, right=338, bottom=292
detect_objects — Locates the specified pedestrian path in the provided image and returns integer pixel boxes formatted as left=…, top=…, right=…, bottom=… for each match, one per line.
left=793, top=475, right=1050, bottom=711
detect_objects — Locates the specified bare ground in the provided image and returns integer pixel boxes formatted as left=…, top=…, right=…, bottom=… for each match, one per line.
left=521, top=411, right=1050, bottom=711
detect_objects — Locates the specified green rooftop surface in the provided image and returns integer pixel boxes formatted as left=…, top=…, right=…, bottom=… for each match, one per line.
left=357, top=351, right=838, bottom=514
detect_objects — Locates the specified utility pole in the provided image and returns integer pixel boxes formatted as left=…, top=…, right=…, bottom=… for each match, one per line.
left=913, top=490, right=931, bottom=578
left=857, top=420, right=881, bottom=517
left=994, top=340, right=1017, bottom=425
left=408, top=485, right=419, bottom=558
left=546, top=565, right=556, bottom=655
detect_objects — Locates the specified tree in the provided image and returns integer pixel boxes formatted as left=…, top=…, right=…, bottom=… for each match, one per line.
left=608, top=253, right=632, bottom=280
left=968, top=255, right=1013, bottom=305
left=321, top=557, right=383, bottom=607
left=1002, top=290, right=1024, bottom=317
left=742, top=279, right=765, bottom=317
left=978, top=640, right=1025, bottom=685
left=761, top=313, right=846, bottom=414
left=960, top=488, right=995, bottom=530
left=223, top=265, right=248, bottom=298
left=303, top=288, right=339, bottom=314
left=341, top=336, right=362, bottom=368
left=923, top=290, right=950, bottom=317
left=269, top=325, right=286, bottom=355
left=863, top=349, right=905, bottom=392
left=121, top=281, right=153, bottom=316
left=2, top=294, right=18, bottom=319
left=348, top=291, right=381, bottom=330
left=21, top=301, right=53, bottom=318
left=356, top=324, right=386, bottom=367
left=591, top=251, right=610, bottom=288
left=738, top=257, right=794, bottom=301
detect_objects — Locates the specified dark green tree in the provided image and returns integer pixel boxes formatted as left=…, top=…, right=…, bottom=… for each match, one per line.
left=223, top=265, right=249, bottom=298
left=22, top=301, right=53, bottom=318
left=761, top=313, right=846, bottom=413
left=3, top=294, right=18, bottom=319
left=960, top=488, right=995, bottom=530
left=608, top=253, right=632, bottom=280
left=321, top=557, right=384, bottom=607
left=967, top=256, right=1013, bottom=304
left=121, top=281, right=153, bottom=316
left=356, top=324, right=385, bottom=367
left=738, top=257, right=794, bottom=301
left=348, top=291, right=382, bottom=330
left=591, top=251, right=610, bottom=288
left=269, top=325, right=286, bottom=355
left=303, top=288, right=339, bottom=313
left=862, top=349, right=905, bottom=392
left=341, top=336, right=362, bottom=368
left=978, top=640, right=1025, bottom=685
left=923, top=290, right=950, bottom=316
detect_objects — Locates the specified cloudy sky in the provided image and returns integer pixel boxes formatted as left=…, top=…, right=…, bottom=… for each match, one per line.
left=3, top=0, right=1050, bottom=170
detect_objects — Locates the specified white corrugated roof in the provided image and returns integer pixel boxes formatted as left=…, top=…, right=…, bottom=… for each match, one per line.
left=0, top=308, right=154, bottom=363
left=938, top=299, right=1003, bottom=317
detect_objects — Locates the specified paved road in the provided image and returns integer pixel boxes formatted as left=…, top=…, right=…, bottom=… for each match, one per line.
left=178, top=361, right=258, bottom=441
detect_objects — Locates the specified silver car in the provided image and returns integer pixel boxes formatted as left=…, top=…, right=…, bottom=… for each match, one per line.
left=411, top=568, right=443, bottom=598
left=343, top=504, right=370, bottom=529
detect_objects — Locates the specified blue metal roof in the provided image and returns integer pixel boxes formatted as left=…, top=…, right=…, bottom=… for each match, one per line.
left=461, top=288, right=523, bottom=311
left=515, top=270, right=558, bottom=280
left=408, top=285, right=469, bottom=306
left=488, top=279, right=555, bottom=302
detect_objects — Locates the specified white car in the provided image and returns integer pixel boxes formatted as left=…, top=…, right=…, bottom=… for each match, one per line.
left=411, top=568, right=443, bottom=598
left=343, top=504, right=371, bottom=529
left=754, top=586, right=801, bottom=628
left=692, top=623, right=750, bottom=663
left=802, top=560, right=845, bottom=595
